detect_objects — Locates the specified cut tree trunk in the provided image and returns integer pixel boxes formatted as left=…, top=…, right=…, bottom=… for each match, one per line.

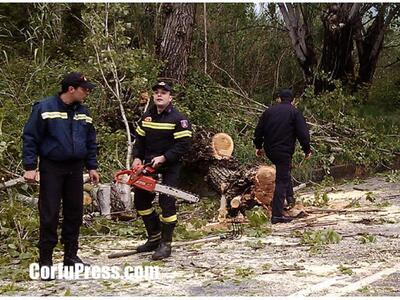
left=187, top=129, right=280, bottom=221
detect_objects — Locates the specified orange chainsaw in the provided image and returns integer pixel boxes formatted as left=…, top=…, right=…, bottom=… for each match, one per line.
left=114, top=163, right=199, bottom=203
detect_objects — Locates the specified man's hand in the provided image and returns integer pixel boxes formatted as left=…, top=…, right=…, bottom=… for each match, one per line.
left=132, top=158, right=142, bottom=169
left=23, top=170, right=38, bottom=183
left=305, top=151, right=312, bottom=160
left=256, top=149, right=264, bottom=157
left=89, top=170, right=100, bottom=185
left=151, top=155, right=166, bottom=168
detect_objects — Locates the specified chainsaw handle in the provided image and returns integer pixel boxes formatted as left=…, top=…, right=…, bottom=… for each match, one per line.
left=114, top=163, right=156, bottom=185
left=114, top=169, right=136, bottom=185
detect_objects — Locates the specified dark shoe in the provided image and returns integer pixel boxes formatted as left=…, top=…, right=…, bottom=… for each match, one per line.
left=39, top=247, right=55, bottom=281
left=137, top=236, right=161, bottom=253
left=152, top=242, right=172, bottom=260
left=63, top=244, right=90, bottom=268
left=294, top=211, right=308, bottom=218
left=63, top=255, right=90, bottom=268
left=39, top=263, right=55, bottom=281
left=271, top=216, right=294, bottom=224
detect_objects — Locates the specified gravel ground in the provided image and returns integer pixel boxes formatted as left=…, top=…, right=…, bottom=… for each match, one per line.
left=1, top=174, right=399, bottom=296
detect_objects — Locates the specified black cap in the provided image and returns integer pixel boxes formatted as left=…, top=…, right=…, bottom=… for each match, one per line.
left=279, top=89, right=294, bottom=101
left=61, top=72, right=96, bottom=91
left=152, top=81, right=172, bottom=92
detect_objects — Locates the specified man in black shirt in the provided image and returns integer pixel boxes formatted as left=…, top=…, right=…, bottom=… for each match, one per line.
left=254, top=89, right=311, bottom=224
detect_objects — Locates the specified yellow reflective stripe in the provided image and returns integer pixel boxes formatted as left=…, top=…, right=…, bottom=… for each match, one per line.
left=142, top=121, right=175, bottom=130
left=160, top=214, right=177, bottom=223
left=136, top=126, right=146, bottom=137
left=137, top=208, right=154, bottom=216
left=41, top=112, right=68, bottom=120
left=148, top=233, right=161, bottom=242
left=173, top=130, right=192, bottom=139
left=73, top=114, right=93, bottom=123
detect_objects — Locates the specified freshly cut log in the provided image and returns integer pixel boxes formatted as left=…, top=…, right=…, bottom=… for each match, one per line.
left=212, top=133, right=234, bottom=159
left=253, top=166, right=276, bottom=207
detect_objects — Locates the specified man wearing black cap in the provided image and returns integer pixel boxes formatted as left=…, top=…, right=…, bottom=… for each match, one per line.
left=254, top=89, right=311, bottom=224
left=23, top=72, right=99, bottom=278
left=132, top=81, right=192, bottom=260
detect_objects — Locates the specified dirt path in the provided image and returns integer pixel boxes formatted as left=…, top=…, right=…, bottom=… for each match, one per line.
left=1, top=173, right=399, bottom=296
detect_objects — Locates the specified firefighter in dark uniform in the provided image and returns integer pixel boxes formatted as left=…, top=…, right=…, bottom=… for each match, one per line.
left=23, top=72, right=99, bottom=276
left=132, top=81, right=192, bottom=260
left=254, top=89, right=311, bottom=224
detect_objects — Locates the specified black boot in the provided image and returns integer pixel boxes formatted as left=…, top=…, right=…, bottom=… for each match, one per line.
left=136, top=211, right=161, bottom=253
left=137, top=233, right=161, bottom=253
left=152, top=222, right=175, bottom=260
left=63, top=243, right=90, bottom=268
left=39, top=247, right=55, bottom=281
left=152, top=242, right=172, bottom=260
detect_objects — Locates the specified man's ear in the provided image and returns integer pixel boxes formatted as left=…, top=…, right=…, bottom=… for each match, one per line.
left=68, top=86, right=76, bottom=93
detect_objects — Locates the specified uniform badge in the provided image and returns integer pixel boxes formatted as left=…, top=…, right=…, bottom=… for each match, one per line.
left=144, top=116, right=152, bottom=122
left=180, top=119, right=189, bottom=128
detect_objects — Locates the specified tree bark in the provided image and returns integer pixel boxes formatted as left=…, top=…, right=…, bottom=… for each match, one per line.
left=278, top=3, right=317, bottom=85
left=316, top=4, right=360, bottom=92
left=158, top=3, right=196, bottom=82
left=280, top=3, right=399, bottom=93
left=356, top=5, right=400, bottom=86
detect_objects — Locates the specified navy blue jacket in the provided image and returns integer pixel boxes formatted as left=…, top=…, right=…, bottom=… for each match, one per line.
left=23, top=95, right=98, bottom=171
left=254, top=101, right=311, bottom=157
left=133, top=103, right=192, bottom=163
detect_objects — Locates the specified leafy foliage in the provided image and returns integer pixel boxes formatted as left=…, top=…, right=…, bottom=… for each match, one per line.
left=298, top=228, right=342, bottom=253
left=0, top=196, right=39, bottom=281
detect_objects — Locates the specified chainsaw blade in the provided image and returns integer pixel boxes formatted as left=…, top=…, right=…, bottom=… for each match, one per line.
left=154, top=184, right=199, bottom=203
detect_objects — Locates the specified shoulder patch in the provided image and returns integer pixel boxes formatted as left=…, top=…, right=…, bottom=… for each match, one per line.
left=180, top=119, right=189, bottom=128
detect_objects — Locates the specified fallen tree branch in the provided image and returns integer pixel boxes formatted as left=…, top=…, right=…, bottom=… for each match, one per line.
left=16, top=193, right=38, bottom=205
left=1, top=173, right=91, bottom=191
left=0, top=177, right=26, bottom=190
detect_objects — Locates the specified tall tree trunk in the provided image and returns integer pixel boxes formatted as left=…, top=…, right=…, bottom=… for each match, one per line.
left=158, top=3, right=196, bottom=82
left=278, top=3, right=317, bottom=85
left=356, top=5, right=400, bottom=86
left=316, top=4, right=360, bottom=92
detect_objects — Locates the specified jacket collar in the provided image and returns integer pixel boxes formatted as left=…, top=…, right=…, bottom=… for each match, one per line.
left=56, top=95, right=81, bottom=111
left=150, top=103, right=173, bottom=116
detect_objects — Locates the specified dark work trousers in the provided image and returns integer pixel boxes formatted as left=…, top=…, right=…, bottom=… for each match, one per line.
left=266, top=152, right=293, bottom=217
left=134, top=163, right=181, bottom=220
left=38, top=158, right=83, bottom=250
